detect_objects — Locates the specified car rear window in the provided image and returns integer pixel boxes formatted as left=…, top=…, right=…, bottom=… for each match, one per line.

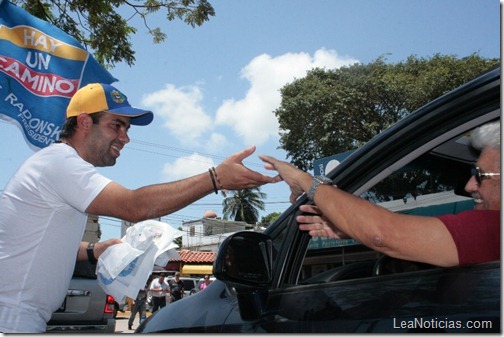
left=183, top=280, right=195, bottom=290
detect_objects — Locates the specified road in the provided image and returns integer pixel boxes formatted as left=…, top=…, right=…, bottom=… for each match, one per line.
left=114, top=311, right=134, bottom=333
left=115, top=310, right=152, bottom=333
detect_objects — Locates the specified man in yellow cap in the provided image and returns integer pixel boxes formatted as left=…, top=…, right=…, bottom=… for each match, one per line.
left=0, top=83, right=278, bottom=333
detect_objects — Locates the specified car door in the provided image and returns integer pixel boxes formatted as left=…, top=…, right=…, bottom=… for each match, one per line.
left=250, top=262, right=499, bottom=333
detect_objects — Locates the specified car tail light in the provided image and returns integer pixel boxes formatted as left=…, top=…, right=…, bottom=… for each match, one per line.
left=104, top=295, right=115, bottom=314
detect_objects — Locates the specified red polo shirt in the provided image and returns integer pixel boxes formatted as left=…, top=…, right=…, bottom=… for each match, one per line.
left=437, top=210, right=500, bottom=265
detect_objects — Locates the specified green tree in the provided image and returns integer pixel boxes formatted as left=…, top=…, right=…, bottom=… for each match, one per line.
left=259, top=211, right=281, bottom=228
left=13, top=0, right=215, bottom=67
left=222, top=188, right=266, bottom=224
left=173, top=226, right=183, bottom=247
left=275, top=53, right=499, bottom=171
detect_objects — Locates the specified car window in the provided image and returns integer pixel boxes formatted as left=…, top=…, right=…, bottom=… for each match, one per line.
left=183, top=280, right=195, bottom=291
left=297, top=129, right=478, bottom=285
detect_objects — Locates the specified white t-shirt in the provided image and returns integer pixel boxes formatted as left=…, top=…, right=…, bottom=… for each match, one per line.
left=149, top=278, right=169, bottom=297
left=0, top=143, right=111, bottom=332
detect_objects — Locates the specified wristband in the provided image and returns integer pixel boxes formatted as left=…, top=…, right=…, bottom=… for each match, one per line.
left=87, top=242, right=98, bottom=265
left=211, top=167, right=227, bottom=197
left=208, top=169, right=218, bottom=194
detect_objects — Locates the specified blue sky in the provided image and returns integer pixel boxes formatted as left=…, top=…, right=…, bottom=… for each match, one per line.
left=0, top=0, right=500, bottom=241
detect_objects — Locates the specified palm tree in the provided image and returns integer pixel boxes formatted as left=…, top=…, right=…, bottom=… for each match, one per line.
left=222, top=187, right=266, bottom=224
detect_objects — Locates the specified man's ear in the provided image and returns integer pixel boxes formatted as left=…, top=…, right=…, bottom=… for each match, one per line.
left=76, top=113, right=93, bottom=130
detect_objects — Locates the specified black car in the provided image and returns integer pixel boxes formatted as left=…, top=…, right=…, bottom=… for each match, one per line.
left=137, top=67, right=500, bottom=333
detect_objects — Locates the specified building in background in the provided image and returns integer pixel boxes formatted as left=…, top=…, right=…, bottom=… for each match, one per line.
left=181, top=210, right=258, bottom=252
left=82, top=215, right=101, bottom=243
left=166, top=250, right=216, bottom=276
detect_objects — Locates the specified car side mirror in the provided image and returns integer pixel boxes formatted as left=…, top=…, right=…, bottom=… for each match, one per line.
left=214, top=231, right=273, bottom=287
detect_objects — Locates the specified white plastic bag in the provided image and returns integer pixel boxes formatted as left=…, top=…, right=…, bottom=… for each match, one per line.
left=96, top=219, right=184, bottom=304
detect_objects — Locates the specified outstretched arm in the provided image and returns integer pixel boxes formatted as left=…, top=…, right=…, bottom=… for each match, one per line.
left=86, top=146, right=281, bottom=223
left=259, top=154, right=459, bottom=267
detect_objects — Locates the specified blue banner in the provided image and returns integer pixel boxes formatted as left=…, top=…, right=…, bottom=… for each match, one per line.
left=0, top=0, right=117, bottom=150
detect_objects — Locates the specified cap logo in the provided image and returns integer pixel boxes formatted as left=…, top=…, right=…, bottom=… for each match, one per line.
left=110, top=89, right=126, bottom=104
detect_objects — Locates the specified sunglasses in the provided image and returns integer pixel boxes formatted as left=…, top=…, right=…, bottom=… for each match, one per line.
left=471, top=165, right=500, bottom=184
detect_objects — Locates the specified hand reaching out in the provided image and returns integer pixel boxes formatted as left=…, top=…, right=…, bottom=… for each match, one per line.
left=297, top=205, right=350, bottom=239
left=259, top=154, right=311, bottom=203
left=259, top=154, right=350, bottom=239
left=215, top=146, right=282, bottom=190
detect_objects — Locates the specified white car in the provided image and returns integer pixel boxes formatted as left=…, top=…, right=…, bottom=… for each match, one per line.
left=167, top=276, right=200, bottom=298
left=192, top=277, right=216, bottom=295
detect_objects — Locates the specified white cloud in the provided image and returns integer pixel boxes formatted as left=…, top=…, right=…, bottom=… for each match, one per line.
left=161, top=153, right=216, bottom=181
left=215, top=48, right=359, bottom=145
left=205, top=132, right=227, bottom=152
left=141, top=84, right=212, bottom=144
left=140, top=48, right=358, bottom=180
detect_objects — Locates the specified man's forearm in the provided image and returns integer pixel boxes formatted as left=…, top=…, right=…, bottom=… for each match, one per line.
left=88, top=171, right=215, bottom=223
left=76, top=242, right=90, bottom=261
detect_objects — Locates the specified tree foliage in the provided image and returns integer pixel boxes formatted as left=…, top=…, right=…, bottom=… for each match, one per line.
left=13, top=0, right=215, bottom=67
left=259, top=211, right=281, bottom=228
left=275, top=54, right=499, bottom=171
left=222, top=188, right=266, bottom=224
left=173, top=226, right=183, bottom=247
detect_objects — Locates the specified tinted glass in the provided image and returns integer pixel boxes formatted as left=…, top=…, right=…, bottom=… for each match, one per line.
left=183, top=280, right=195, bottom=290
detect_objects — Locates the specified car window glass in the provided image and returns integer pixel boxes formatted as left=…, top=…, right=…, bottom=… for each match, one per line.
left=298, top=131, right=477, bottom=285
left=269, top=222, right=287, bottom=267
left=183, top=280, right=195, bottom=290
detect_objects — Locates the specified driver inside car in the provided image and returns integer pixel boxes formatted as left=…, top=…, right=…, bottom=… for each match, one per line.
left=260, top=121, right=500, bottom=267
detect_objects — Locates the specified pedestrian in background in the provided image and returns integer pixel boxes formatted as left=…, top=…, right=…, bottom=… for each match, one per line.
left=128, top=288, right=147, bottom=330
left=169, top=272, right=184, bottom=302
left=149, top=274, right=169, bottom=312
left=199, top=275, right=212, bottom=291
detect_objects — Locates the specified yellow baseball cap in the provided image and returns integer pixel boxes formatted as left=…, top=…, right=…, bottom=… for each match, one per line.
left=66, top=83, right=153, bottom=126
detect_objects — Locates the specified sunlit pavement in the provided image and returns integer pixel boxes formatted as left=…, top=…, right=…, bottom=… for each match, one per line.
left=115, top=310, right=152, bottom=333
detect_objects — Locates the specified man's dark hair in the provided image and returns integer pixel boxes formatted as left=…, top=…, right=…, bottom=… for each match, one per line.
left=59, top=111, right=104, bottom=138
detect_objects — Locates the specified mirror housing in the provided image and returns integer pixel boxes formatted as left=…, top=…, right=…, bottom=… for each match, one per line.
left=214, top=231, right=273, bottom=287
left=213, top=231, right=273, bottom=320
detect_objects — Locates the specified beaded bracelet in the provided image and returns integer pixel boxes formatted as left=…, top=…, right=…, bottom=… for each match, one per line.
left=208, top=168, right=218, bottom=194
left=211, top=167, right=227, bottom=197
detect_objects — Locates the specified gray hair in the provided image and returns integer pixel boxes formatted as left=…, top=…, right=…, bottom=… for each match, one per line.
left=471, top=121, right=501, bottom=150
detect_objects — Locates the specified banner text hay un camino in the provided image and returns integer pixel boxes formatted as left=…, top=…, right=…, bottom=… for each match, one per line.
left=0, top=0, right=117, bottom=150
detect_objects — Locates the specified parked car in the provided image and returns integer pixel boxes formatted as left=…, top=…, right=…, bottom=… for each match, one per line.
left=113, top=300, right=127, bottom=318
left=192, top=276, right=216, bottom=295
left=137, top=66, right=500, bottom=333
left=47, top=261, right=116, bottom=333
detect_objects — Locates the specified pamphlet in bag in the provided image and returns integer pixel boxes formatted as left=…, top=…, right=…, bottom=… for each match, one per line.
left=96, top=219, right=184, bottom=304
